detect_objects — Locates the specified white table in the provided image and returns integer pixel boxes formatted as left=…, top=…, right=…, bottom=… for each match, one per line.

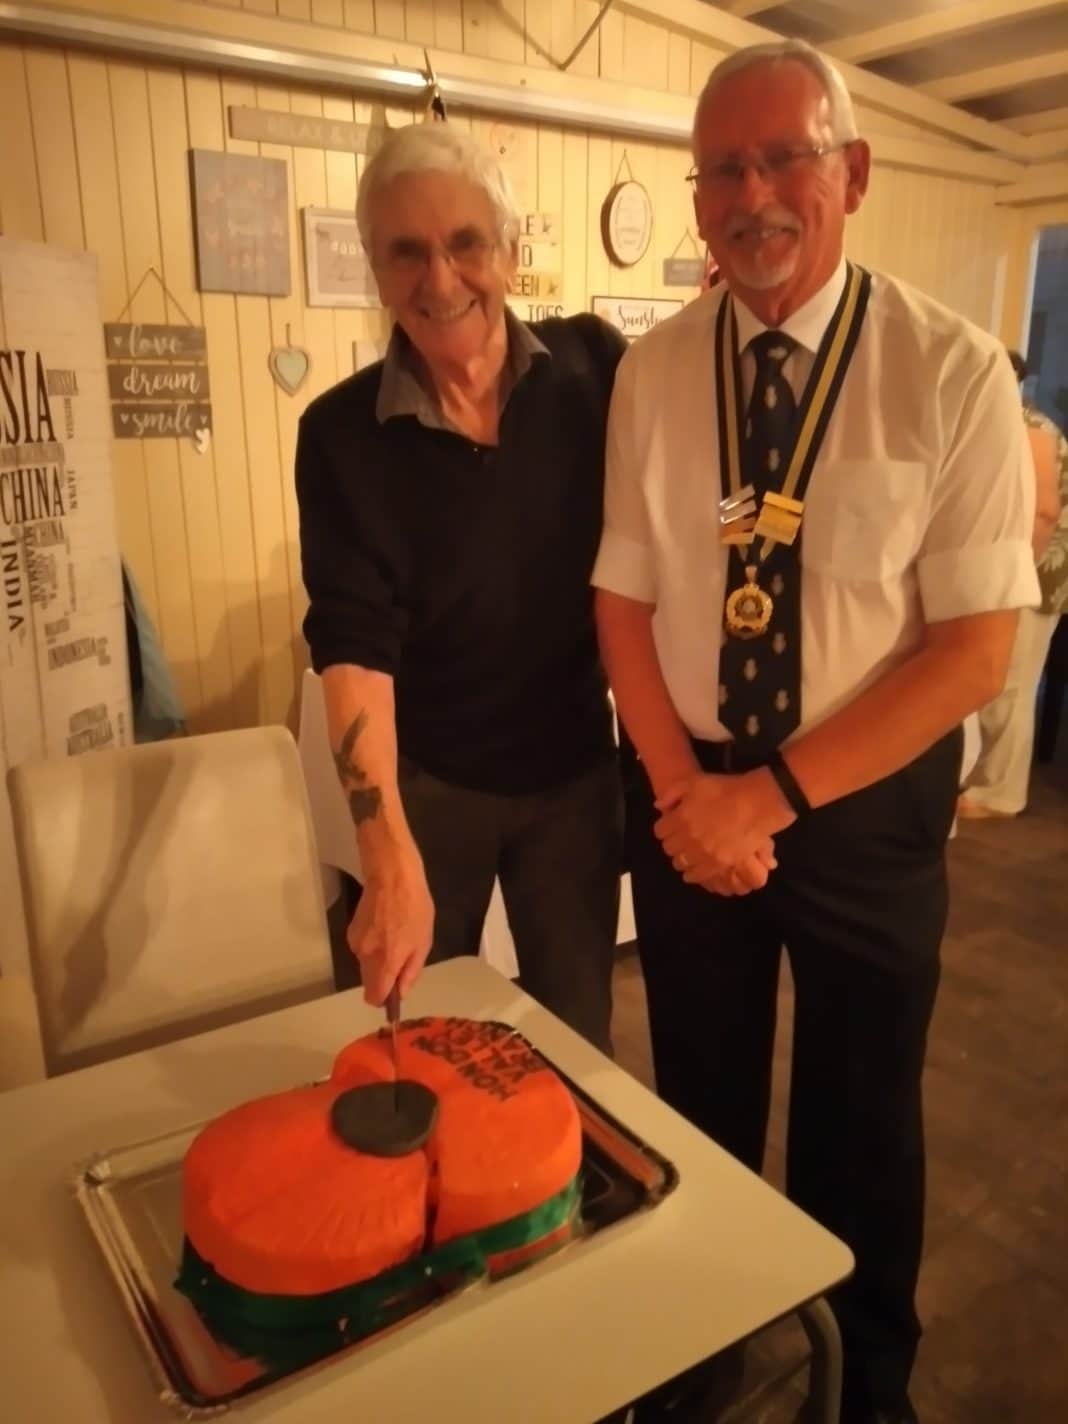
left=0, top=959, right=852, bottom=1423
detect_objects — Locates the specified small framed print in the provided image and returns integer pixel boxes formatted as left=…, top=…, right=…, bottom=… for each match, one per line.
left=591, top=295, right=683, bottom=339
left=302, top=207, right=379, bottom=309
left=190, top=150, right=290, bottom=297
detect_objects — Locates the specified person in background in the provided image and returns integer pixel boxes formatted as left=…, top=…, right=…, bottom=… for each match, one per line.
left=593, top=39, right=1038, bottom=1424
left=959, top=348, right=1066, bottom=818
left=295, top=124, right=626, bottom=1051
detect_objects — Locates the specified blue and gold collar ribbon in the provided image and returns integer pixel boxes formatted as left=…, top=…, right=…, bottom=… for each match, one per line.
left=715, top=262, right=872, bottom=570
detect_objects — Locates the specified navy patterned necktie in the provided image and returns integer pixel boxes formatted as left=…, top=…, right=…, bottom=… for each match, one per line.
left=719, top=330, right=802, bottom=754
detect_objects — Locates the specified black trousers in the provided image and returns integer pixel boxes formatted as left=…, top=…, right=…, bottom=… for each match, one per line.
left=398, top=753, right=623, bottom=1053
left=627, top=729, right=962, bottom=1421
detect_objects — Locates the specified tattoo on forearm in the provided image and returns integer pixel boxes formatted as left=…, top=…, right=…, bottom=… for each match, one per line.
left=333, top=711, right=383, bottom=826
left=349, top=786, right=383, bottom=825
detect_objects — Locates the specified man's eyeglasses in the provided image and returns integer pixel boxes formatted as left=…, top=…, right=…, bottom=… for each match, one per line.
left=685, top=142, right=851, bottom=191
left=377, top=227, right=497, bottom=278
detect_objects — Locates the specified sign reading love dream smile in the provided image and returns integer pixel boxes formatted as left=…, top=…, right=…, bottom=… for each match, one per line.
left=105, top=323, right=212, bottom=441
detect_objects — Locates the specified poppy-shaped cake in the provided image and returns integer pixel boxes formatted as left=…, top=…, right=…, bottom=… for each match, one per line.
left=175, top=1018, right=583, bottom=1370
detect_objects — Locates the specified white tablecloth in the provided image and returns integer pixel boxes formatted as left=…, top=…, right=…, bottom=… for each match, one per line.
left=0, top=959, right=853, bottom=1423
left=297, top=671, right=636, bottom=978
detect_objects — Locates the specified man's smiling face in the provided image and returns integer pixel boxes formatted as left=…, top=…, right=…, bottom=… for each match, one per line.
left=369, top=170, right=516, bottom=368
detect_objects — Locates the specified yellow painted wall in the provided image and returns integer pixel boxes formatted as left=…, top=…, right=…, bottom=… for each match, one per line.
left=0, top=0, right=1020, bottom=733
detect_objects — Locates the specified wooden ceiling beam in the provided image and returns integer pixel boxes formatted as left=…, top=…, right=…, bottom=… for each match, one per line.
left=920, top=49, right=1068, bottom=105
left=1006, top=105, right=1068, bottom=135
left=996, top=163, right=1068, bottom=205
left=721, top=1, right=776, bottom=16
left=826, top=0, right=1068, bottom=67
left=619, top=0, right=1033, bottom=158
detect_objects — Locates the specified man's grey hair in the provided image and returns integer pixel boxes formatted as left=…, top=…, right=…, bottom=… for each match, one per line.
left=694, top=39, right=859, bottom=148
left=356, top=123, right=521, bottom=253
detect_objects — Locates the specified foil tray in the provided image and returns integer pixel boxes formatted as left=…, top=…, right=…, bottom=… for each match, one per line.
left=75, top=1031, right=680, bottom=1418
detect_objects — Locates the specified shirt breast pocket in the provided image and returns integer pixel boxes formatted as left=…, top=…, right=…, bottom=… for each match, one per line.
left=801, top=459, right=929, bottom=583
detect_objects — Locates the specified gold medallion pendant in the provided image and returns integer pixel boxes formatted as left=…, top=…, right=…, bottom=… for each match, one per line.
left=725, top=565, right=773, bottom=639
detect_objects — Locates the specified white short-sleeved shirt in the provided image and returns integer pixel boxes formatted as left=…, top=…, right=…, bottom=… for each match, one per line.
left=592, top=260, right=1040, bottom=741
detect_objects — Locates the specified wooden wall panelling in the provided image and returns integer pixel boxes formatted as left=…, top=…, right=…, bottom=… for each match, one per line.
left=256, top=82, right=315, bottom=707
left=908, top=171, right=939, bottom=302
left=321, top=90, right=363, bottom=386
left=405, top=0, right=436, bottom=47
left=492, top=0, right=526, bottom=67
left=225, top=76, right=299, bottom=729
left=220, top=73, right=296, bottom=729
left=279, top=1, right=312, bottom=20
left=667, top=29, right=691, bottom=97
left=655, top=139, right=696, bottom=301
left=373, top=0, right=405, bottom=40
left=24, top=48, right=85, bottom=253
left=598, top=2, right=624, bottom=81
left=244, top=0, right=279, bottom=17
left=848, top=158, right=886, bottom=281
left=110, top=58, right=204, bottom=722
left=0, top=44, right=44, bottom=241
left=689, top=39, right=723, bottom=99
left=461, top=1, right=492, bottom=60
left=951, top=180, right=982, bottom=326
left=622, top=11, right=669, bottom=93
left=524, top=0, right=552, bottom=70
left=183, top=67, right=263, bottom=730
left=561, top=128, right=589, bottom=318
left=433, top=0, right=464, bottom=54
left=585, top=133, right=614, bottom=305
left=559, top=2, right=601, bottom=81
left=341, top=1, right=372, bottom=32
left=66, top=52, right=161, bottom=645
left=311, top=0, right=345, bottom=28
left=147, top=64, right=234, bottom=731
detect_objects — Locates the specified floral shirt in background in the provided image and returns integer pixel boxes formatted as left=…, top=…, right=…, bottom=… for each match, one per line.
left=1025, top=403, right=1068, bottom=616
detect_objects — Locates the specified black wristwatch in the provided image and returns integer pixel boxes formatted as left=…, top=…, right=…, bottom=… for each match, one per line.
left=766, top=748, right=811, bottom=818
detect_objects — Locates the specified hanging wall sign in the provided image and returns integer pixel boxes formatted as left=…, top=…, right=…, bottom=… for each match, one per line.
left=105, top=270, right=212, bottom=445
left=515, top=211, right=562, bottom=301
left=190, top=150, right=290, bottom=297
left=601, top=154, right=653, bottom=268
left=229, top=105, right=371, bottom=153
left=663, top=229, right=706, bottom=287
left=268, top=324, right=311, bottom=396
left=591, top=295, right=682, bottom=340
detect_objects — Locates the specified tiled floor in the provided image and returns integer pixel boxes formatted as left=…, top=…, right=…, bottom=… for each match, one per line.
left=611, top=761, right=1068, bottom=1424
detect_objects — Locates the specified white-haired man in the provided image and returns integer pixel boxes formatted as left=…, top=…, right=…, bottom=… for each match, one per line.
left=594, top=41, right=1038, bottom=1424
left=297, top=125, right=626, bottom=1050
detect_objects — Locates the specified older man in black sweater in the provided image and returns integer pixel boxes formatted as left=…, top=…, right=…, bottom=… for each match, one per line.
left=296, top=124, right=625, bottom=1049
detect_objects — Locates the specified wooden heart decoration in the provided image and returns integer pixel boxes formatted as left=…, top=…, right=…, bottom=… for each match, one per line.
left=268, top=338, right=311, bottom=396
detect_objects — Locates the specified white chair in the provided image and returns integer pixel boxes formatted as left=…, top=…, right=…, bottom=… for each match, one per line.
left=0, top=973, right=46, bottom=1088
left=7, top=726, right=335, bottom=1076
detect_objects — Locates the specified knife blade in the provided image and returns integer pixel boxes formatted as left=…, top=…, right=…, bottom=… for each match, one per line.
left=385, top=984, right=401, bottom=1112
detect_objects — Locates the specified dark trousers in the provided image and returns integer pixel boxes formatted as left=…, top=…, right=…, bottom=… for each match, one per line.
left=627, top=729, right=962, bottom=1421
left=398, top=753, right=623, bottom=1053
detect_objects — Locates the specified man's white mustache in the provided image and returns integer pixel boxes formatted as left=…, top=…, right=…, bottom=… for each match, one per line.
left=725, top=212, right=801, bottom=239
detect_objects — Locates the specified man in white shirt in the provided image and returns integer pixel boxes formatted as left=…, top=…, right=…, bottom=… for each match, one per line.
left=593, top=39, right=1037, bottom=1424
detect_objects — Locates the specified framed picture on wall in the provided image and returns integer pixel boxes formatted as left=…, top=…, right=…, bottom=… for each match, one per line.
left=302, top=207, right=379, bottom=308
left=591, top=295, right=683, bottom=340
left=189, top=150, right=290, bottom=297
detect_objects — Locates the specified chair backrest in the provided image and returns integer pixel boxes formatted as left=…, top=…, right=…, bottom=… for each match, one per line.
left=8, top=726, right=335, bottom=1075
